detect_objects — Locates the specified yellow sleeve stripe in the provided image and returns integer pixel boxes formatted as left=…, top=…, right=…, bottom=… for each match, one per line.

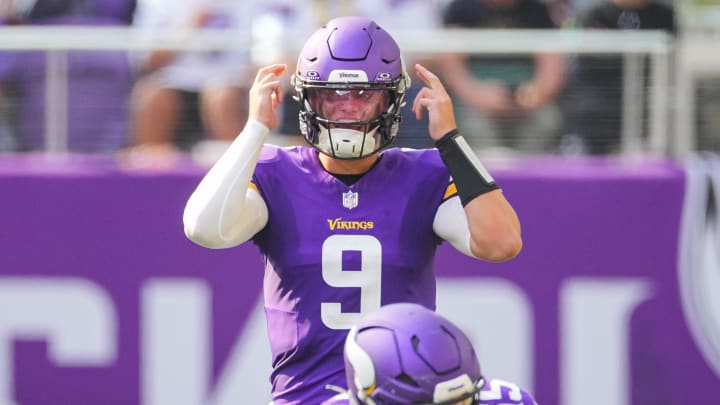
left=443, top=183, right=458, bottom=200
left=249, top=182, right=259, bottom=193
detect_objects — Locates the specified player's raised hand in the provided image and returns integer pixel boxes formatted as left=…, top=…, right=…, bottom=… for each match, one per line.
left=411, top=64, right=457, bottom=141
left=248, top=64, right=287, bottom=130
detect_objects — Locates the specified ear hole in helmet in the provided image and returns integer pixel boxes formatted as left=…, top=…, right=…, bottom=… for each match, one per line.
left=411, top=335, right=421, bottom=350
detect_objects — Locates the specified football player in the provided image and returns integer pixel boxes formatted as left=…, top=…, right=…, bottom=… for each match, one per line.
left=184, top=16, right=522, bottom=404
left=324, top=303, right=538, bottom=405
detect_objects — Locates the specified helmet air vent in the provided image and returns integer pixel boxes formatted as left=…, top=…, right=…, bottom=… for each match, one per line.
left=395, top=372, right=420, bottom=387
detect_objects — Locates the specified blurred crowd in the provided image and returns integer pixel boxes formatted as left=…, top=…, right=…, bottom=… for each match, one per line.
left=0, top=0, right=702, bottom=165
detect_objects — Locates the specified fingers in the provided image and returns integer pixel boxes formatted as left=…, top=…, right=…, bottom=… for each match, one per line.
left=248, top=64, right=287, bottom=129
left=414, top=63, right=441, bottom=88
left=254, top=65, right=287, bottom=101
left=254, top=64, right=287, bottom=83
left=412, top=86, right=447, bottom=116
left=252, top=64, right=287, bottom=106
left=271, top=84, right=283, bottom=110
left=412, top=87, right=432, bottom=120
left=413, top=63, right=450, bottom=106
left=410, top=67, right=457, bottom=140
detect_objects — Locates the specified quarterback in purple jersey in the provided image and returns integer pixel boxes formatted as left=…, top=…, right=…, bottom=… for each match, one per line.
left=183, top=16, right=522, bottom=404
left=324, top=303, right=537, bottom=405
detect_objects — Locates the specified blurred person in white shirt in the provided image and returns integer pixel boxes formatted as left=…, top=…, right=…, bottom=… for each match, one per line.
left=124, top=0, right=259, bottom=166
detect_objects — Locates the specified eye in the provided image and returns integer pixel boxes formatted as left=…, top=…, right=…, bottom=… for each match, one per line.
left=323, top=89, right=350, bottom=102
left=358, top=90, right=373, bottom=100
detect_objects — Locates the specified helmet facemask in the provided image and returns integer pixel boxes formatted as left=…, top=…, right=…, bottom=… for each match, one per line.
left=294, top=79, right=408, bottom=159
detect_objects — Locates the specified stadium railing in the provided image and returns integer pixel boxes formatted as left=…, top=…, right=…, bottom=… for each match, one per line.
left=0, top=26, right=674, bottom=155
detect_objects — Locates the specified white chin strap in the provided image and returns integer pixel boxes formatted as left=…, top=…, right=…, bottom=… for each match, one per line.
left=317, top=126, right=378, bottom=159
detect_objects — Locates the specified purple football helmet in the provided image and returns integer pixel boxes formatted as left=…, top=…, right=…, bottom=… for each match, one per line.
left=292, top=16, right=410, bottom=159
left=344, top=303, right=484, bottom=405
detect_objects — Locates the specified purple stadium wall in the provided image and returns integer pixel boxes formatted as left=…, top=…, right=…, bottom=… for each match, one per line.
left=0, top=154, right=717, bottom=405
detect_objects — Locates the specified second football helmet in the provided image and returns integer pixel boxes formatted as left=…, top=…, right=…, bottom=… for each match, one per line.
left=344, top=303, right=484, bottom=405
left=292, top=16, right=410, bottom=159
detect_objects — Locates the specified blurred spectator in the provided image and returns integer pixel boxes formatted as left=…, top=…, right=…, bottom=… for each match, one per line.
left=0, top=16, right=16, bottom=152
left=441, top=0, right=567, bottom=155
left=567, top=0, right=676, bottom=155
left=0, top=88, right=16, bottom=152
left=654, top=0, right=719, bottom=152
left=125, top=0, right=258, bottom=165
left=0, top=0, right=136, bottom=153
left=697, top=78, right=720, bottom=152
left=545, top=0, right=574, bottom=27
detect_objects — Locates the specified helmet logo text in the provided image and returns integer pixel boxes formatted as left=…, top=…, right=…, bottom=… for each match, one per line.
left=328, top=70, right=369, bottom=82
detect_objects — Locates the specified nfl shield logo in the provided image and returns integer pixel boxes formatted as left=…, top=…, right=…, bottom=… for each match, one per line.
left=342, top=191, right=358, bottom=209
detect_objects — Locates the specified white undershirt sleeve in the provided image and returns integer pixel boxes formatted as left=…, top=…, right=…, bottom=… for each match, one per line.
left=183, top=119, right=270, bottom=249
left=432, top=196, right=475, bottom=258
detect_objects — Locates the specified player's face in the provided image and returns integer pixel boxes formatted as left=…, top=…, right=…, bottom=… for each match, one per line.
left=308, top=88, right=389, bottom=128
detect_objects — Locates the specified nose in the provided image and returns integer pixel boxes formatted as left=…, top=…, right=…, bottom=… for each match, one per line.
left=337, top=96, right=367, bottom=116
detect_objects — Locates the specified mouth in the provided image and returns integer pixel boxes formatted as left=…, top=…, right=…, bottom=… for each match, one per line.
left=330, top=120, right=366, bottom=131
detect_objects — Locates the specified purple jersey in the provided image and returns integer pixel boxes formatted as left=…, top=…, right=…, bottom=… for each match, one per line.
left=250, top=146, right=456, bottom=404
left=321, top=378, right=537, bottom=405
